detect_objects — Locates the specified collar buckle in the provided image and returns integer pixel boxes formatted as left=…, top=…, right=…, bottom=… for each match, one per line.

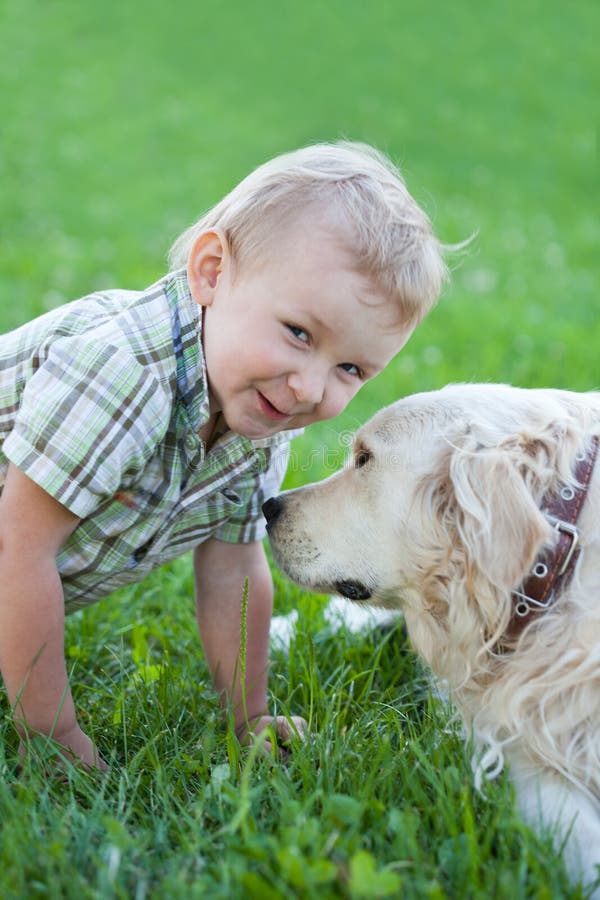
left=547, top=516, right=579, bottom=577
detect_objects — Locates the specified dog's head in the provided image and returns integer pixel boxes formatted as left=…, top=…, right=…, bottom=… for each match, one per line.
left=265, top=384, right=596, bottom=679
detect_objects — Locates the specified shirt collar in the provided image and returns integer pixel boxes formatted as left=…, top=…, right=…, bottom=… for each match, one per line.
left=164, top=269, right=211, bottom=433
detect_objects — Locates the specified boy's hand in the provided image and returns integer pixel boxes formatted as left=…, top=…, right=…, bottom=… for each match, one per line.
left=0, top=465, right=98, bottom=775
left=194, top=540, right=309, bottom=759
left=20, top=723, right=109, bottom=773
left=51, top=723, right=109, bottom=772
left=235, top=715, right=309, bottom=757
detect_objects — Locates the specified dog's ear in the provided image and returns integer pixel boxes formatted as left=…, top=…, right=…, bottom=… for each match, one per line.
left=445, top=432, right=554, bottom=592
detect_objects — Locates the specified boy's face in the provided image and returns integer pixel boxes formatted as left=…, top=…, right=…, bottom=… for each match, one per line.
left=187, top=221, right=410, bottom=440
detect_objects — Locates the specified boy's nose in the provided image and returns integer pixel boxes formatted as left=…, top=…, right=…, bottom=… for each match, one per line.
left=288, top=369, right=325, bottom=407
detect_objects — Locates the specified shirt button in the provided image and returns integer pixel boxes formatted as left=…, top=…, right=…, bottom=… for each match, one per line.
left=188, top=447, right=205, bottom=470
left=185, top=433, right=199, bottom=451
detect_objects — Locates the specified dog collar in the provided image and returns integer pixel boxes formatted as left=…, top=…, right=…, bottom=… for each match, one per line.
left=509, top=434, right=599, bottom=636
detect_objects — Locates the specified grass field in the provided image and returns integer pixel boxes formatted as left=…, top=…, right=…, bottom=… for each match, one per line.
left=0, top=0, right=598, bottom=896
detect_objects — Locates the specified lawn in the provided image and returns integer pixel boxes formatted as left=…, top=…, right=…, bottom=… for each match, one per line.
left=0, top=0, right=598, bottom=896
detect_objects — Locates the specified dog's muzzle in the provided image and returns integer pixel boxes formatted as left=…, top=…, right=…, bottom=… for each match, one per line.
left=263, top=497, right=373, bottom=601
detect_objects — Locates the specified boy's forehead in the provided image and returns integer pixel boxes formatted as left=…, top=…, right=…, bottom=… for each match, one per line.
left=266, top=215, right=407, bottom=326
left=246, top=203, right=354, bottom=269
left=236, top=211, right=408, bottom=338
left=304, top=296, right=403, bottom=335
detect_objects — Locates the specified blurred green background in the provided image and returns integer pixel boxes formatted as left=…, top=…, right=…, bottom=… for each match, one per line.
left=1, top=0, right=597, bottom=484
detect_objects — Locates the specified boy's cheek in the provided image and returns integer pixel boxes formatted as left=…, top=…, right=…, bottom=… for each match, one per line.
left=333, top=383, right=364, bottom=417
left=309, top=394, right=356, bottom=425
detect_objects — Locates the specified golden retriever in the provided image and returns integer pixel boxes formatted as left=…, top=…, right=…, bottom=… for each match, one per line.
left=264, top=383, right=600, bottom=895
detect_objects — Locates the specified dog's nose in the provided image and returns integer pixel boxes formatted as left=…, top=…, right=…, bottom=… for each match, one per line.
left=262, top=496, right=283, bottom=528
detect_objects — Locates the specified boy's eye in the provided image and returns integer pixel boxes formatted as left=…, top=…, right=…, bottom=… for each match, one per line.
left=287, top=324, right=310, bottom=343
left=339, top=362, right=364, bottom=378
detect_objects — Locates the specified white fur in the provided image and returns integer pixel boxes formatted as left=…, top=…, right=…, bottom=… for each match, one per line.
left=267, top=383, right=600, bottom=895
left=270, top=598, right=398, bottom=649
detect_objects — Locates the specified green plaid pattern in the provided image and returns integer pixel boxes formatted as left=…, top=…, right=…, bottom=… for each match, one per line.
left=0, top=271, right=295, bottom=612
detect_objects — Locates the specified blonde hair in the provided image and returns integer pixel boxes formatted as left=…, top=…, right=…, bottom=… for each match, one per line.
left=169, top=141, right=450, bottom=329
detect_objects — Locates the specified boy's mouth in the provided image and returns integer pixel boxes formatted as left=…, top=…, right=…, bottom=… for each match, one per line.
left=257, top=391, right=290, bottom=422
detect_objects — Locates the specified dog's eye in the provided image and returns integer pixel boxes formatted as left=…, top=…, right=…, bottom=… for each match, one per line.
left=355, top=449, right=372, bottom=469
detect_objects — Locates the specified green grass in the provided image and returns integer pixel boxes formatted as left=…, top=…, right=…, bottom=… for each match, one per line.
left=0, top=0, right=598, bottom=896
left=0, top=571, right=579, bottom=899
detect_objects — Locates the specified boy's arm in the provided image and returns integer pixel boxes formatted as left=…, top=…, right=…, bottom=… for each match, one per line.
left=0, top=463, right=105, bottom=769
left=193, top=537, right=306, bottom=746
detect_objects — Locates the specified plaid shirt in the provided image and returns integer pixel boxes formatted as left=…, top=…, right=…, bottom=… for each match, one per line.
left=0, top=270, right=296, bottom=612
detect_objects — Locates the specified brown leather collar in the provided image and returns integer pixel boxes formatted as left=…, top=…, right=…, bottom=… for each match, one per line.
left=509, top=434, right=599, bottom=636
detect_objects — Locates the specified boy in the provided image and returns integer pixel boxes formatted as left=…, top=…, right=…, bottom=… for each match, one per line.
left=0, top=142, right=448, bottom=770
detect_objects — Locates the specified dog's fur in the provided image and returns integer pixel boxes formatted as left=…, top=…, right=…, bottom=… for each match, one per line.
left=266, top=384, right=600, bottom=894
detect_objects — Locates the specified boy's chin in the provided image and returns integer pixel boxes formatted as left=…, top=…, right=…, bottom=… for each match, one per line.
left=237, top=422, right=291, bottom=440
left=225, top=406, right=296, bottom=440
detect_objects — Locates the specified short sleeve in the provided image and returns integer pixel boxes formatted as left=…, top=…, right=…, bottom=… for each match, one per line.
left=3, top=336, right=169, bottom=518
left=213, top=440, right=292, bottom=544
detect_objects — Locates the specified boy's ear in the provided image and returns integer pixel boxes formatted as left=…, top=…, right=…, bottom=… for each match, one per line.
left=186, top=230, right=228, bottom=306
